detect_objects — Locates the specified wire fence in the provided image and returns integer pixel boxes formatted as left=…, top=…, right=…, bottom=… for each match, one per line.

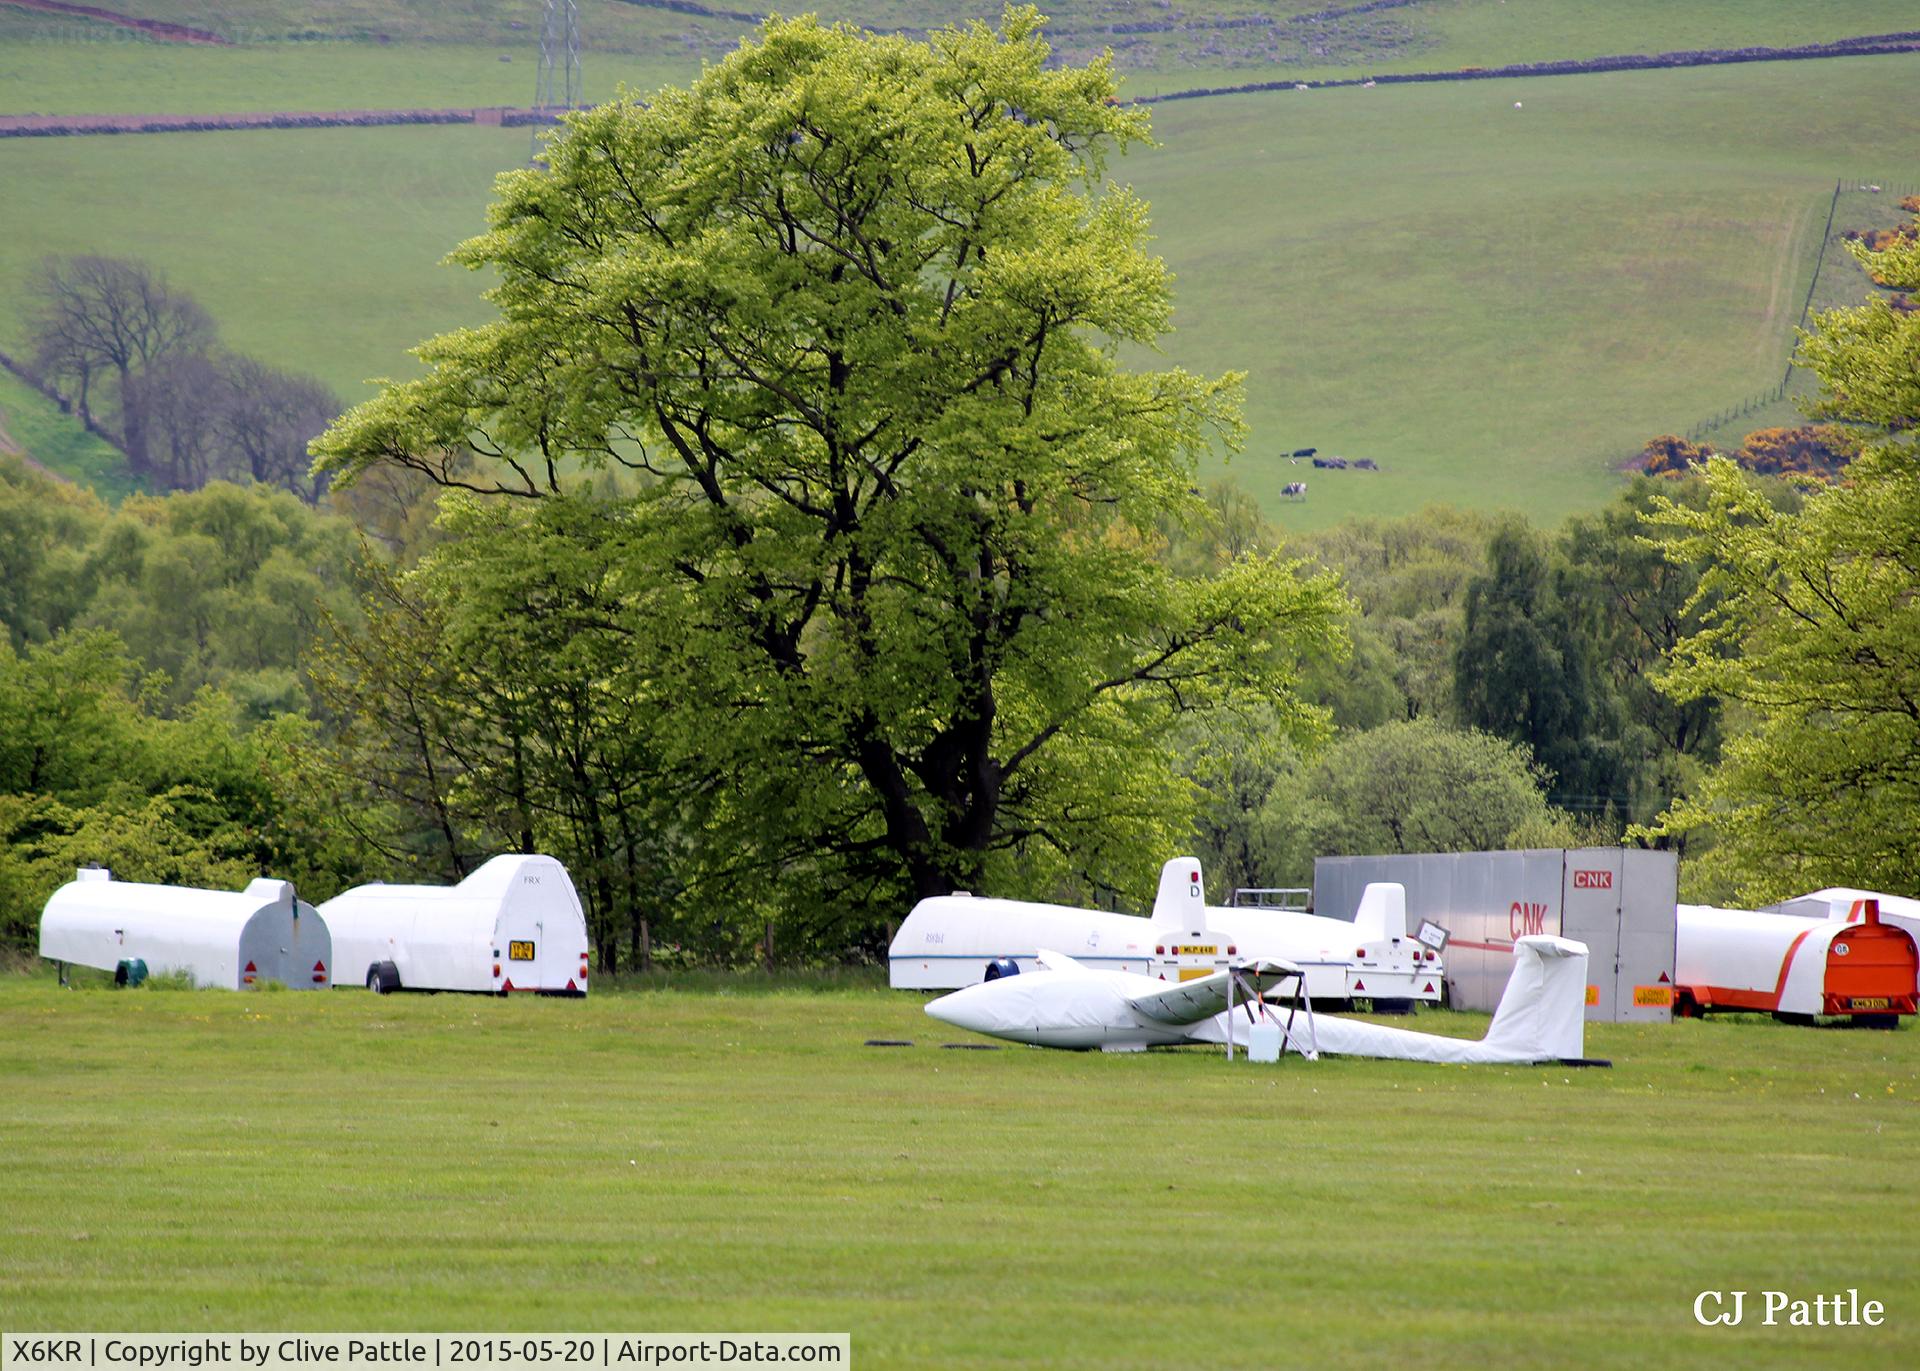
left=1663, top=176, right=1915, bottom=451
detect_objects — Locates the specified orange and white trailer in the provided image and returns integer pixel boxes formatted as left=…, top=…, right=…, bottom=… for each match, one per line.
left=1674, top=899, right=1917, bottom=1025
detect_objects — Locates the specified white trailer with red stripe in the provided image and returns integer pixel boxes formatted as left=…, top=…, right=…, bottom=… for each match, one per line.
left=39, top=868, right=331, bottom=990
left=1674, top=900, right=1917, bottom=1024
left=318, top=854, right=589, bottom=996
left=1764, top=888, right=1920, bottom=1001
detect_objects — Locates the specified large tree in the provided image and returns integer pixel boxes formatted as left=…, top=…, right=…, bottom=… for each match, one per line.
left=313, top=9, right=1345, bottom=920
left=1453, top=518, right=1628, bottom=820
left=1641, top=212, right=1920, bottom=901
left=29, top=255, right=214, bottom=477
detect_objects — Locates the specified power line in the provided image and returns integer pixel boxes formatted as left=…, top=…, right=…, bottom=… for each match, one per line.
left=532, top=0, right=582, bottom=161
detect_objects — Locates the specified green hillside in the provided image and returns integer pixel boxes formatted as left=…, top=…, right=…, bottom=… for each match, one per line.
left=4, top=4, right=1919, bottom=520
left=6, top=1, right=1920, bottom=114
left=6, top=46, right=1917, bottom=523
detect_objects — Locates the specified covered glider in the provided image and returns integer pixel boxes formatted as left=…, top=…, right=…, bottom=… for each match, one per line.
left=927, top=935, right=1593, bottom=1064
left=39, top=868, right=330, bottom=990
left=319, top=854, right=589, bottom=995
left=1675, top=901, right=1917, bottom=1024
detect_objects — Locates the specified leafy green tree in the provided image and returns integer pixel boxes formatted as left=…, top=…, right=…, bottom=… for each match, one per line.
left=0, top=630, right=367, bottom=951
left=80, top=481, right=360, bottom=713
left=0, top=456, right=103, bottom=650
left=1175, top=706, right=1313, bottom=895
left=1301, top=717, right=1566, bottom=857
left=1454, top=518, right=1627, bottom=820
left=1297, top=505, right=1497, bottom=723
left=1554, top=475, right=1735, bottom=836
left=313, top=10, right=1347, bottom=933
left=1640, top=219, right=1920, bottom=902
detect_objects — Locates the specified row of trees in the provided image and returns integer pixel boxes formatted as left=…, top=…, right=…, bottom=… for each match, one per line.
left=1, top=12, right=1912, bottom=962
left=23, top=254, right=340, bottom=501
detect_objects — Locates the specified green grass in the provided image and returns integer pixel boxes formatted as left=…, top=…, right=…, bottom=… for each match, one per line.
left=0, top=368, right=141, bottom=499
left=0, top=124, right=523, bottom=408
left=3, top=33, right=1920, bottom=525
left=0, top=38, right=699, bottom=116
left=8, top=0, right=1920, bottom=115
left=0, top=977, right=1915, bottom=1366
left=1126, top=53, right=1920, bottom=526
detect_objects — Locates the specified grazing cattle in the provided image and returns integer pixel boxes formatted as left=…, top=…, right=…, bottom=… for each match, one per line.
left=1281, top=481, right=1307, bottom=499
left=1291, top=447, right=1317, bottom=458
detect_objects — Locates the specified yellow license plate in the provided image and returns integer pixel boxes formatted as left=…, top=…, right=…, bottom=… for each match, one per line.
left=1178, top=945, right=1217, bottom=956
left=509, top=940, right=536, bottom=961
left=1851, top=997, right=1890, bottom=1010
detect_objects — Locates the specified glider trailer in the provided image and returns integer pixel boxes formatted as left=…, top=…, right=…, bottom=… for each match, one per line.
left=890, top=858, right=1440, bottom=1010
left=319, top=854, right=590, bottom=996
left=39, top=868, right=330, bottom=990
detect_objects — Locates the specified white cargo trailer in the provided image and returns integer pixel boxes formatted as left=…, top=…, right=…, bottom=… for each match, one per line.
left=1204, top=884, right=1444, bottom=1008
left=39, top=868, right=331, bottom=990
left=888, top=894, right=1157, bottom=988
left=1314, top=848, right=1678, bottom=1022
left=889, top=858, right=1438, bottom=1006
left=318, top=854, right=589, bottom=995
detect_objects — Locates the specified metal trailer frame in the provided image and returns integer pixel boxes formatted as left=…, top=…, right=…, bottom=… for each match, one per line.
left=1312, top=848, right=1677, bottom=1022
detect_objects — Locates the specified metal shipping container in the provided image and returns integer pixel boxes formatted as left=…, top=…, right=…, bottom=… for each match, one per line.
left=1312, top=848, right=1677, bottom=1022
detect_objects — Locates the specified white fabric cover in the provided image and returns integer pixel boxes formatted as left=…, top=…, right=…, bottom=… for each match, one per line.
left=1199, top=936, right=1589, bottom=1064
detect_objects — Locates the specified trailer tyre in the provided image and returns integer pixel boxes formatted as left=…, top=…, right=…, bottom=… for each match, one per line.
left=366, top=961, right=400, bottom=995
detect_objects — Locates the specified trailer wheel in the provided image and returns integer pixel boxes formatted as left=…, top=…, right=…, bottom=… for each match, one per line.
left=366, top=961, right=400, bottom=995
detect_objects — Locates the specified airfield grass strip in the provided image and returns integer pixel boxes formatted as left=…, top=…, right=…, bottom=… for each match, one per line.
left=0, top=977, right=1915, bottom=1368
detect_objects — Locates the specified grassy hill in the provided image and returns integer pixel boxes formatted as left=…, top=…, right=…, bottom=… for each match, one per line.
left=7, top=1, right=1920, bottom=114
left=1, top=4, right=1918, bottom=521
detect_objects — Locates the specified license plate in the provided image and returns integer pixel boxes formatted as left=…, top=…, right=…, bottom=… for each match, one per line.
left=1850, top=997, right=1890, bottom=1011
left=509, top=940, right=536, bottom=961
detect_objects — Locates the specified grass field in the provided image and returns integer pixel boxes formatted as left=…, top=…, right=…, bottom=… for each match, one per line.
left=0, top=368, right=141, bottom=499
left=1, top=974, right=1915, bottom=1367
left=3, top=17, right=1920, bottom=525
left=1130, top=54, right=1920, bottom=526
left=7, top=2, right=1920, bottom=116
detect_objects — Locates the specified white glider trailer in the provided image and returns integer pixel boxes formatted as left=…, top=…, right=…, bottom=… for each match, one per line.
left=889, top=858, right=1438, bottom=1009
left=1674, top=900, right=1917, bottom=1027
left=318, top=854, right=590, bottom=996
left=1202, top=882, right=1443, bottom=1009
left=39, top=868, right=331, bottom=989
